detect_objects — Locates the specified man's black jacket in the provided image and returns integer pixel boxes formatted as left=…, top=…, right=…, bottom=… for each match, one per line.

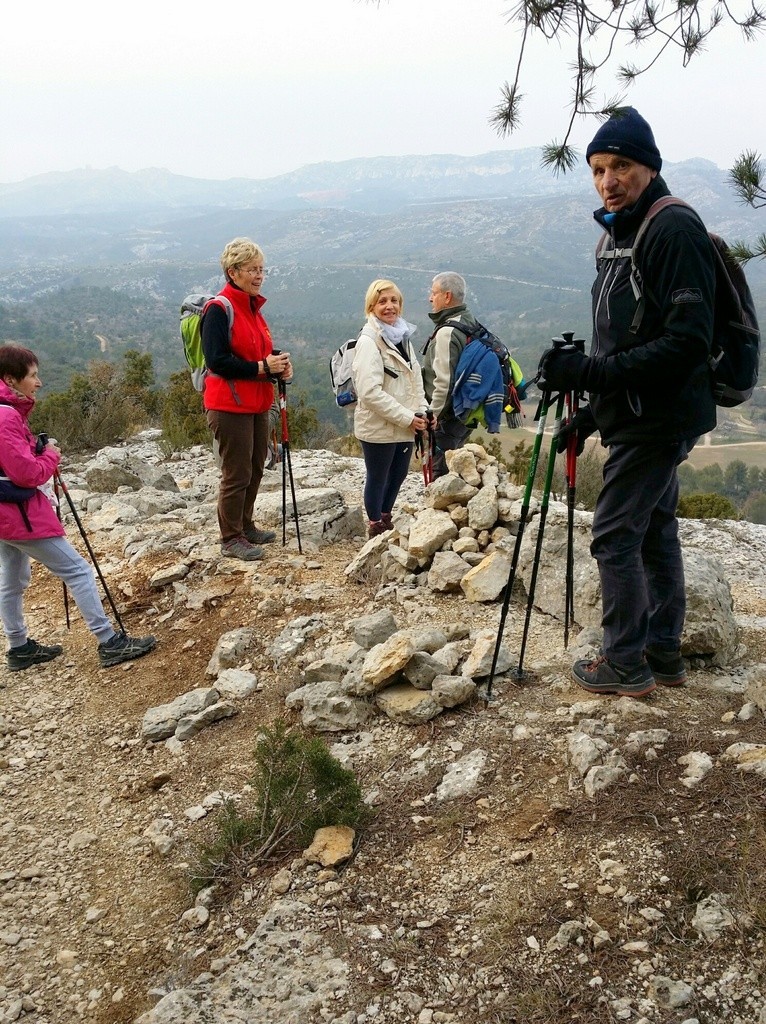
left=588, top=173, right=717, bottom=445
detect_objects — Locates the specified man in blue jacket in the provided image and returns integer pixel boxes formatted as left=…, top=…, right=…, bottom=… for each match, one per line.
left=538, top=107, right=716, bottom=698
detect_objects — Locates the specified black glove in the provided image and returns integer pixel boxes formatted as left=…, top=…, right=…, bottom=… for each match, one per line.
left=537, top=346, right=591, bottom=393
left=556, top=405, right=597, bottom=455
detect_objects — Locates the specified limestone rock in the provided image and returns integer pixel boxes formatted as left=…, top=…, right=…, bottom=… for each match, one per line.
left=142, top=688, right=220, bottom=742
left=424, top=473, right=479, bottom=510
left=435, top=749, right=487, bottom=801
left=214, top=668, right=259, bottom=699
left=349, top=609, right=398, bottom=649
left=445, top=448, right=481, bottom=486
left=375, top=683, right=443, bottom=724
left=408, top=508, right=458, bottom=559
left=359, top=633, right=416, bottom=695
left=205, top=628, right=259, bottom=676
left=175, top=702, right=238, bottom=741
left=149, top=563, right=190, bottom=588
left=467, top=485, right=499, bottom=531
left=692, top=893, right=735, bottom=942
left=286, top=681, right=371, bottom=732
left=431, top=675, right=476, bottom=708
left=303, top=825, right=355, bottom=867
left=721, top=742, right=766, bottom=777
left=648, top=977, right=695, bottom=1009
left=402, top=650, right=443, bottom=690
left=462, top=629, right=513, bottom=678
left=460, top=549, right=512, bottom=603
left=427, top=550, right=470, bottom=592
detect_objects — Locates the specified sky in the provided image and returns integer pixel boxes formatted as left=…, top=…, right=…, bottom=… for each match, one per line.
left=2, top=0, right=764, bottom=184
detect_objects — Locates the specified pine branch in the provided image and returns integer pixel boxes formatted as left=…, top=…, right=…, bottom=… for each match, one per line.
left=729, top=150, right=766, bottom=208
left=727, top=235, right=766, bottom=263
left=486, top=0, right=764, bottom=178
left=541, top=142, right=581, bottom=173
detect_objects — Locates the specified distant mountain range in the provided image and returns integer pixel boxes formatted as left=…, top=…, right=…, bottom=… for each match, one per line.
left=0, top=150, right=763, bottom=418
left=0, top=149, right=755, bottom=218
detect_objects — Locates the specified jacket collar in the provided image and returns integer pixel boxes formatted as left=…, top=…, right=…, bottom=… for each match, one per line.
left=220, top=280, right=267, bottom=314
left=0, top=378, right=34, bottom=417
left=428, top=303, right=467, bottom=327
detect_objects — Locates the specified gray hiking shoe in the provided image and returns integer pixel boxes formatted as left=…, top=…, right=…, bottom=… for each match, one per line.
left=243, top=525, right=276, bottom=545
left=221, top=536, right=263, bottom=561
left=572, top=655, right=656, bottom=698
left=645, top=645, right=687, bottom=686
left=98, top=632, right=156, bottom=668
left=7, top=638, right=64, bottom=672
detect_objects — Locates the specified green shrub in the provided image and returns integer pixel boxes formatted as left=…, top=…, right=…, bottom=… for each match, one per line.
left=160, top=371, right=210, bottom=452
left=190, top=722, right=371, bottom=893
left=678, top=492, right=740, bottom=521
left=31, top=358, right=157, bottom=451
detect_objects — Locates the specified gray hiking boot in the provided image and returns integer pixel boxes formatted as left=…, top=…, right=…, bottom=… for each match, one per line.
left=645, top=645, right=687, bottom=686
left=243, top=525, right=276, bottom=545
left=221, top=536, right=263, bottom=561
left=572, top=655, right=656, bottom=698
left=98, top=632, right=156, bottom=668
left=7, top=638, right=64, bottom=672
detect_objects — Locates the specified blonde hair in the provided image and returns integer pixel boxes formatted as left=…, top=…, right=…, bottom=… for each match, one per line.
left=364, top=279, right=403, bottom=316
left=220, top=237, right=265, bottom=279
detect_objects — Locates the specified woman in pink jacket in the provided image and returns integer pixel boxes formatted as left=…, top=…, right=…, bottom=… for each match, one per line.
left=0, top=345, right=156, bottom=671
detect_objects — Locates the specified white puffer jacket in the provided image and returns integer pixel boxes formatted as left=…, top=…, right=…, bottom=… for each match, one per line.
left=352, top=317, right=427, bottom=443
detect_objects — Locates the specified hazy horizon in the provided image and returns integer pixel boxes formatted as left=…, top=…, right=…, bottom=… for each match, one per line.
left=4, top=0, right=763, bottom=186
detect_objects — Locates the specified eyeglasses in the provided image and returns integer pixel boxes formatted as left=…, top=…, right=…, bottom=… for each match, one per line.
left=238, top=266, right=268, bottom=277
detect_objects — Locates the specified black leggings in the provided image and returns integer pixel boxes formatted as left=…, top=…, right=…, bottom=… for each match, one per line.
left=360, top=441, right=413, bottom=522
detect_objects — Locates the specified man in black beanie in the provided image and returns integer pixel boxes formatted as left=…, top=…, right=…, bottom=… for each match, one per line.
left=537, top=107, right=716, bottom=698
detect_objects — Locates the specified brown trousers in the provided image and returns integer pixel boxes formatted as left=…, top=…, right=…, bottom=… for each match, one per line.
left=207, top=409, right=270, bottom=542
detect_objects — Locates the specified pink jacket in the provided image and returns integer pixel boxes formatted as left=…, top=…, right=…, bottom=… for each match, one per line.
left=0, top=379, right=64, bottom=541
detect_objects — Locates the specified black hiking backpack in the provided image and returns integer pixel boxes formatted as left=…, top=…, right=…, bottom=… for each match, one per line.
left=618, top=197, right=761, bottom=408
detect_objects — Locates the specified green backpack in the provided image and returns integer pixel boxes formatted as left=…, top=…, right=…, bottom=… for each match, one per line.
left=179, top=293, right=234, bottom=391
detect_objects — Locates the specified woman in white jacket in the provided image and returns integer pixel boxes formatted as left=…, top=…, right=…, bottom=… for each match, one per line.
left=353, top=279, right=427, bottom=538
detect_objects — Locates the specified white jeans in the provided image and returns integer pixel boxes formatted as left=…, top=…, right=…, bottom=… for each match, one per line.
left=0, top=537, right=115, bottom=648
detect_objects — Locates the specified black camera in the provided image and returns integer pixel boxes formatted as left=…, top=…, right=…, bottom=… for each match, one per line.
left=35, top=433, right=49, bottom=455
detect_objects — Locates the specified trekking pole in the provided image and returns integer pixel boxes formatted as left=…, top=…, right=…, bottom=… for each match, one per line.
left=414, top=423, right=427, bottom=484
left=563, top=334, right=586, bottom=648
left=486, top=387, right=551, bottom=699
left=278, top=378, right=303, bottom=554
left=515, top=389, right=566, bottom=677
left=425, top=409, right=436, bottom=484
left=52, top=475, right=71, bottom=629
left=53, top=470, right=126, bottom=633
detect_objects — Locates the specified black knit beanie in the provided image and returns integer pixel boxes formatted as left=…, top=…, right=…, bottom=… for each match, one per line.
left=586, top=107, right=662, bottom=171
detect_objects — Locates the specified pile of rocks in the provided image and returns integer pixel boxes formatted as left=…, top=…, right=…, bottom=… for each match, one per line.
left=286, top=608, right=520, bottom=731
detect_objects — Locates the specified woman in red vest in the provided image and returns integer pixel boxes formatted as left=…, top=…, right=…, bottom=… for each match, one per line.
left=201, top=238, right=292, bottom=561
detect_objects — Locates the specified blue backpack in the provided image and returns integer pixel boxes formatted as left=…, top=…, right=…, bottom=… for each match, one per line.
left=448, top=321, right=527, bottom=431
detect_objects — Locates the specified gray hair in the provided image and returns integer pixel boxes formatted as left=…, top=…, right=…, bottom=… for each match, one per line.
left=432, top=272, right=466, bottom=303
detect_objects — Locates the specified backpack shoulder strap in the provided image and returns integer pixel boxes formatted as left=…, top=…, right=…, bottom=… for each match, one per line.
left=629, top=196, right=693, bottom=334
left=204, top=295, right=235, bottom=334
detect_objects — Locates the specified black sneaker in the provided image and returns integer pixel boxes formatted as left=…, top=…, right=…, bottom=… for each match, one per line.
left=7, top=638, right=64, bottom=672
left=98, top=632, right=156, bottom=668
left=243, top=525, right=276, bottom=545
left=572, top=655, right=656, bottom=698
left=645, top=645, right=687, bottom=686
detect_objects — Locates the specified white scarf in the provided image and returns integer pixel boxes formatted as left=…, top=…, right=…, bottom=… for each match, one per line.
left=374, top=316, right=417, bottom=348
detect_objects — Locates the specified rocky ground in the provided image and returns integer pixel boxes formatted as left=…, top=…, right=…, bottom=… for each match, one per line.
left=2, top=438, right=766, bottom=1024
